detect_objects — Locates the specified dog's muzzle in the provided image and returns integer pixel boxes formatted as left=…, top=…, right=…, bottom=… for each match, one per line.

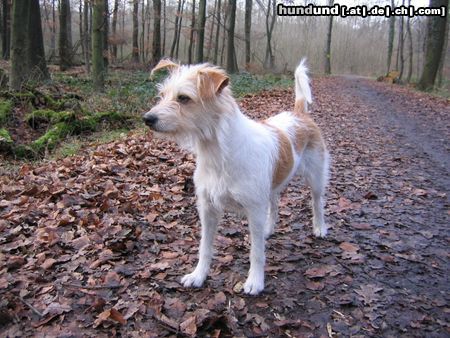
left=143, top=113, right=158, bottom=129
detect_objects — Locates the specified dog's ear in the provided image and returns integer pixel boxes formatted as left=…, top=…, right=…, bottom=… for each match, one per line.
left=197, top=67, right=230, bottom=98
left=151, top=59, right=179, bottom=77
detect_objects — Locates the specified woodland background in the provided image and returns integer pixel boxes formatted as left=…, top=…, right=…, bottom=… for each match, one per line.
left=0, top=1, right=449, bottom=336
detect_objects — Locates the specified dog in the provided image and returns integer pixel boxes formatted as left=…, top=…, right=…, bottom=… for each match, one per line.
left=143, top=59, right=329, bottom=295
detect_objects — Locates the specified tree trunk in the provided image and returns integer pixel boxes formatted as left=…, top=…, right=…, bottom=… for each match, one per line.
left=196, top=0, right=206, bottom=63
left=262, top=0, right=276, bottom=70
left=103, top=0, right=109, bottom=68
left=140, top=0, right=145, bottom=63
left=398, top=0, right=405, bottom=80
left=151, top=0, right=161, bottom=66
left=10, top=0, right=49, bottom=90
left=170, top=0, right=182, bottom=58
left=92, top=0, right=105, bottom=90
left=386, top=0, right=395, bottom=73
left=188, top=0, right=196, bottom=64
left=324, top=0, right=333, bottom=74
left=145, top=0, right=151, bottom=61
left=175, top=0, right=185, bottom=59
left=437, top=6, right=449, bottom=87
left=220, top=1, right=228, bottom=67
left=132, top=0, right=139, bottom=63
left=226, top=0, right=237, bottom=73
left=27, top=0, right=49, bottom=81
left=111, top=0, right=119, bottom=63
left=162, top=0, right=166, bottom=56
left=10, top=0, right=28, bottom=90
left=417, top=0, right=448, bottom=91
left=80, top=0, right=84, bottom=62
left=2, top=0, right=10, bottom=60
left=206, top=0, right=217, bottom=61
left=405, top=0, right=413, bottom=83
left=244, top=0, right=251, bottom=68
left=50, top=0, right=56, bottom=60
left=213, top=0, right=221, bottom=65
left=59, top=0, right=72, bottom=70
left=83, top=0, right=90, bottom=73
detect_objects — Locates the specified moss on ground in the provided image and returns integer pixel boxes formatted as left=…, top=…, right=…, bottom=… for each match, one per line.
left=26, top=109, right=75, bottom=126
left=0, top=127, right=12, bottom=143
left=0, top=99, right=12, bottom=125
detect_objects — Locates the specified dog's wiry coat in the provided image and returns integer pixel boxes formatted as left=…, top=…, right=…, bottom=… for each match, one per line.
left=143, top=59, right=329, bottom=295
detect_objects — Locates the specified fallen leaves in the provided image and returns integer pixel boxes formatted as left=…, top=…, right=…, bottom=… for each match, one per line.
left=0, top=77, right=448, bottom=336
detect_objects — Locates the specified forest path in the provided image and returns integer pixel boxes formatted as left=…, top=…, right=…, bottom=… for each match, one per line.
left=1, top=77, right=449, bottom=337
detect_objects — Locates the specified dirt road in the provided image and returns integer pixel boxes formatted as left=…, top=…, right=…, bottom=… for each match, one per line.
left=1, top=76, right=449, bottom=337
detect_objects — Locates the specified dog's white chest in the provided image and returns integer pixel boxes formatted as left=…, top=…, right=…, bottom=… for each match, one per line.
left=194, top=166, right=243, bottom=212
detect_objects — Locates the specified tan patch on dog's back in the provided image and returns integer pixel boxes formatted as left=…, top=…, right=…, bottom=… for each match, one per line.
left=272, top=128, right=294, bottom=188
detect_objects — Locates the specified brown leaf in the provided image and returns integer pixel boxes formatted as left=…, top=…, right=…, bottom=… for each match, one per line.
left=355, top=284, right=383, bottom=305
left=339, top=242, right=359, bottom=253
left=41, top=258, right=57, bottom=270
left=109, top=308, right=127, bottom=325
left=42, top=302, right=71, bottom=316
left=180, top=315, right=197, bottom=336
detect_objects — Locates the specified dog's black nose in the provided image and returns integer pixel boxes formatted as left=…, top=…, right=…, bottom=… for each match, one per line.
left=143, top=114, right=158, bottom=128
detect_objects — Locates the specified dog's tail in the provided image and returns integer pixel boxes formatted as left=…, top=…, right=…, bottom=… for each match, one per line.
left=294, top=59, right=312, bottom=114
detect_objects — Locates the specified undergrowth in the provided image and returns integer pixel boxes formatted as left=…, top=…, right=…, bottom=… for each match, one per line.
left=0, top=69, right=292, bottom=161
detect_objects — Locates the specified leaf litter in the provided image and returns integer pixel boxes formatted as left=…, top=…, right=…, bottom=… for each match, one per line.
left=1, top=76, right=449, bottom=337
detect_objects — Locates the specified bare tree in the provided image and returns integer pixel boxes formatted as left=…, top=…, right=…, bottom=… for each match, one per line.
left=196, top=0, right=206, bottom=63
left=140, top=0, right=145, bottom=63
left=59, top=0, right=72, bottom=70
left=212, top=0, right=221, bottom=65
left=170, top=0, right=183, bottom=58
left=151, top=0, right=162, bottom=66
left=83, top=0, right=90, bottom=73
left=10, top=0, right=49, bottom=90
left=436, top=8, right=449, bottom=87
left=226, top=0, right=238, bottom=73
left=175, top=0, right=185, bottom=59
left=111, top=0, right=119, bottom=63
left=92, top=0, right=105, bottom=90
left=2, top=0, right=11, bottom=60
left=132, top=0, right=139, bottom=62
left=103, top=0, right=109, bottom=68
left=257, top=0, right=276, bottom=70
left=405, top=0, right=413, bottom=83
left=324, top=0, right=334, bottom=74
left=387, top=0, right=395, bottom=73
left=418, top=0, right=448, bottom=90
left=244, top=0, right=252, bottom=68
left=398, top=0, right=406, bottom=80
left=188, top=0, right=196, bottom=64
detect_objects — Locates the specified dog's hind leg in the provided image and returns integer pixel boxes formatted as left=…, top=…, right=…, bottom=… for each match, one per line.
left=264, top=194, right=279, bottom=239
left=304, top=149, right=329, bottom=238
left=181, top=197, right=221, bottom=288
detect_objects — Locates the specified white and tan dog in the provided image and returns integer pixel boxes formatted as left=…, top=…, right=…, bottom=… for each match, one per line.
left=143, top=59, right=329, bottom=295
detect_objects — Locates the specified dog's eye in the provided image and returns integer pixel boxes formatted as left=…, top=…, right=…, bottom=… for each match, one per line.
left=177, top=95, right=191, bottom=104
left=154, top=95, right=162, bottom=103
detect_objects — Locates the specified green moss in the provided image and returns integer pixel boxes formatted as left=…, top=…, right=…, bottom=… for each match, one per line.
left=0, top=99, right=13, bottom=126
left=26, top=109, right=75, bottom=126
left=31, top=122, right=74, bottom=153
left=0, top=128, right=12, bottom=143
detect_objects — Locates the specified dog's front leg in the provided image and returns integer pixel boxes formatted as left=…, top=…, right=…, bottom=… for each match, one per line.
left=244, top=207, right=268, bottom=295
left=181, top=197, right=220, bottom=288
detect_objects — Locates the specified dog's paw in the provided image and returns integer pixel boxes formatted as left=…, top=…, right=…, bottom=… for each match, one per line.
left=181, top=271, right=206, bottom=288
left=313, top=224, right=328, bottom=238
left=243, top=275, right=264, bottom=295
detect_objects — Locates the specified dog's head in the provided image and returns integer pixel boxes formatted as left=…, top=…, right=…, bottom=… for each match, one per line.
left=143, top=59, right=230, bottom=140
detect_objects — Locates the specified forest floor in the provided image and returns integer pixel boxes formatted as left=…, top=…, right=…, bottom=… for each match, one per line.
left=0, top=76, right=449, bottom=337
